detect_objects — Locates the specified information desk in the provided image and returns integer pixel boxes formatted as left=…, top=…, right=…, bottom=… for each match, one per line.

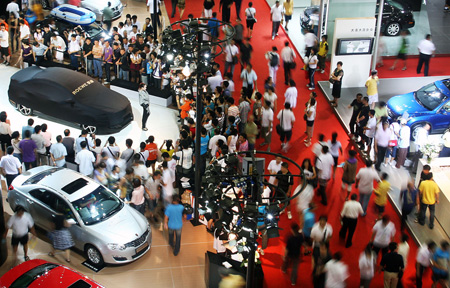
left=205, top=251, right=264, bottom=288
left=415, top=157, right=450, bottom=238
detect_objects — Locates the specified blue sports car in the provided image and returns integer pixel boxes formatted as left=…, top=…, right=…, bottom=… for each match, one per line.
left=387, top=79, right=450, bottom=139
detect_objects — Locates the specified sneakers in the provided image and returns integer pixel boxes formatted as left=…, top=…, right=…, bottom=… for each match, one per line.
left=287, top=211, right=292, bottom=219
left=4, top=62, right=10, bottom=66
left=402, top=67, right=407, bottom=71
left=320, top=69, right=325, bottom=74
left=309, top=87, right=315, bottom=90
left=272, top=36, right=275, bottom=40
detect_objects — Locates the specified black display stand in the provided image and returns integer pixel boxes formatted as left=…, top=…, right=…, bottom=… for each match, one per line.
left=0, top=192, right=6, bottom=266
left=205, top=251, right=264, bottom=288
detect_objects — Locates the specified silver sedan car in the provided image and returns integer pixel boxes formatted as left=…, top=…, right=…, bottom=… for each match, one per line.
left=7, top=166, right=151, bottom=265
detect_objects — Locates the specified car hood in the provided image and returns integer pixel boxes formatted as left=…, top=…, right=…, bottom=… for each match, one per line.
left=87, top=204, right=148, bottom=244
left=82, top=0, right=121, bottom=11
left=387, top=92, right=429, bottom=117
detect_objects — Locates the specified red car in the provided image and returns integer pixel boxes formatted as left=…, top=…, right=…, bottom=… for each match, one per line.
left=0, top=259, right=104, bottom=288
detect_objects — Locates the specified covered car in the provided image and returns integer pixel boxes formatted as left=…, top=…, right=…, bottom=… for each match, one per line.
left=0, top=259, right=104, bottom=288
left=8, top=67, right=133, bottom=134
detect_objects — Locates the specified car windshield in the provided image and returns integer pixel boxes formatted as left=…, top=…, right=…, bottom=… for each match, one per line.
left=415, top=83, right=447, bottom=110
left=83, top=22, right=105, bottom=39
left=10, top=263, right=58, bottom=288
left=71, top=186, right=123, bottom=225
left=388, top=0, right=404, bottom=10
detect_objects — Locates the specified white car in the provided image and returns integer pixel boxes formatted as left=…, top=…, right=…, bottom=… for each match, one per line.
left=42, top=0, right=124, bottom=22
left=7, top=166, right=151, bottom=265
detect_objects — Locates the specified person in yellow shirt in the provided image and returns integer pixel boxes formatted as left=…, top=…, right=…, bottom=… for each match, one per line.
left=317, top=35, right=328, bottom=73
left=283, top=0, right=294, bottom=31
left=373, top=172, right=390, bottom=220
left=418, top=173, right=440, bottom=229
left=365, top=70, right=379, bottom=109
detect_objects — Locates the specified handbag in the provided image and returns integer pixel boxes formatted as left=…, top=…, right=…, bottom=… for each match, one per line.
left=176, top=150, right=184, bottom=175
left=290, top=61, right=297, bottom=69
left=329, top=77, right=335, bottom=84
left=276, top=110, right=284, bottom=135
left=388, top=139, right=398, bottom=147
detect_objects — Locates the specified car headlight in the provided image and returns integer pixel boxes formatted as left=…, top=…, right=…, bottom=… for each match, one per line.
left=107, top=243, right=126, bottom=251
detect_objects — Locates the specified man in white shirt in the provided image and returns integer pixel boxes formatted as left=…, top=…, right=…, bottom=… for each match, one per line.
left=68, top=34, right=81, bottom=69
left=416, top=241, right=437, bottom=288
left=0, top=146, right=22, bottom=187
left=355, top=159, right=381, bottom=215
left=267, top=155, right=282, bottom=184
left=19, top=20, right=30, bottom=41
left=277, top=102, right=295, bottom=152
left=4, top=206, right=37, bottom=264
left=370, top=215, right=396, bottom=258
left=316, top=146, right=334, bottom=206
left=161, top=161, right=175, bottom=207
left=75, top=130, right=95, bottom=153
left=304, top=30, right=317, bottom=57
left=50, top=135, right=68, bottom=168
left=339, top=194, right=364, bottom=248
left=363, top=109, right=376, bottom=157
left=374, top=120, right=391, bottom=171
left=324, top=252, right=349, bottom=288
left=75, top=141, right=96, bottom=176
left=0, top=24, right=11, bottom=65
left=50, top=33, right=66, bottom=62
left=310, top=215, right=333, bottom=249
left=240, top=63, right=257, bottom=98
left=395, top=118, right=410, bottom=169
left=260, top=100, right=274, bottom=150
left=209, top=130, right=227, bottom=157
left=412, top=123, right=430, bottom=172
left=224, top=39, right=239, bottom=78
left=281, top=41, right=296, bottom=85
left=270, top=0, right=284, bottom=40
left=416, top=34, right=435, bottom=76
left=6, top=0, right=20, bottom=19
left=284, top=80, right=298, bottom=109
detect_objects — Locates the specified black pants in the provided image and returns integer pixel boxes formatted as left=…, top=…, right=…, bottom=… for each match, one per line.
left=105, top=62, right=112, bottom=82
left=339, top=217, right=357, bottom=246
left=235, top=0, right=242, bottom=19
left=305, top=46, right=313, bottom=57
left=222, top=7, right=231, bottom=23
left=372, top=244, right=388, bottom=261
left=104, top=20, right=112, bottom=32
left=318, top=179, right=328, bottom=205
left=142, top=106, right=150, bottom=129
left=375, top=145, right=388, bottom=170
left=417, top=53, right=431, bottom=76
left=171, top=0, right=177, bottom=17
left=416, top=263, right=426, bottom=288
left=5, top=174, right=18, bottom=187
left=35, top=55, right=45, bottom=66
left=349, top=114, right=358, bottom=135
left=283, top=61, right=292, bottom=84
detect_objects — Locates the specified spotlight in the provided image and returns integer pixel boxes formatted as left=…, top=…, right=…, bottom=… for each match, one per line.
left=182, top=65, right=191, bottom=77
left=267, top=214, right=273, bottom=220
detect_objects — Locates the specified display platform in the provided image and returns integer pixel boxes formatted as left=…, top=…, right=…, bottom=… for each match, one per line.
left=318, top=75, right=450, bottom=246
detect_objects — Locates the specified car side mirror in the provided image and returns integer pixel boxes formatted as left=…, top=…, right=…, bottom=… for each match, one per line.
left=67, top=218, right=77, bottom=225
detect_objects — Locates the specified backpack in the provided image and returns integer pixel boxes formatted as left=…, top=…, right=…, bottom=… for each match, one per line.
left=270, top=53, right=279, bottom=67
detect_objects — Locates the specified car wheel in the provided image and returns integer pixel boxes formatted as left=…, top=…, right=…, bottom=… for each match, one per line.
left=17, top=104, right=33, bottom=116
left=85, top=245, right=104, bottom=266
left=81, top=125, right=97, bottom=134
left=386, top=22, right=401, bottom=36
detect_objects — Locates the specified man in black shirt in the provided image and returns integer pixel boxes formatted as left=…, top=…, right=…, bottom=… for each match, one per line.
left=356, top=96, right=370, bottom=143
left=281, top=223, right=304, bottom=286
left=380, top=242, right=404, bottom=287
left=348, top=93, right=363, bottom=137
left=275, top=162, right=294, bottom=219
left=143, top=17, right=154, bottom=37
left=83, top=37, right=94, bottom=76
left=118, top=48, right=130, bottom=81
left=42, top=25, right=53, bottom=61
left=135, top=36, right=146, bottom=52
left=239, top=37, right=253, bottom=71
left=62, top=129, right=75, bottom=163
left=220, top=0, right=233, bottom=23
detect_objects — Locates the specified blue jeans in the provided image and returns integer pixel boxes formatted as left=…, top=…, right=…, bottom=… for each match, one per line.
left=119, top=68, right=129, bottom=81
left=70, top=53, right=79, bottom=69
left=359, top=193, right=371, bottom=214
left=418, top=202, right=435, bottom=227
left=13, top=153, right=22, bottom=163
left=272, top=21, right=280, bottom=37
left=86, top=59, right=93, bottom=75
left=224, top=61, right=235, bottom=77
left=308, top=68, right=316, bottom=88
left=168, top=228, right=182, bottom=255
left=93, top=59, right=103, bottom=78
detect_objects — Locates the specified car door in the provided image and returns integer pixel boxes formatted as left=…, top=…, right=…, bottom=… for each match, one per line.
left=432, top=100, right=450, bottom=133
left=28, top=188, right=58, bottom=231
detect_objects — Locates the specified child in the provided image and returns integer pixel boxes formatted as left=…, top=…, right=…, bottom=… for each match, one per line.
left=373, top=173, right=390, bottom=220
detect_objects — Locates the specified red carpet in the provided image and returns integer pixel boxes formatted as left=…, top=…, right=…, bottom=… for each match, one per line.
left=375, top=56, right=450, bottom=78
left=165, top=1, right=435, bottom=287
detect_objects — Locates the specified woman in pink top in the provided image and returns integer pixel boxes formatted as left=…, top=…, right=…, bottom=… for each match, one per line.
left=127, top=178, right=145, bottom=215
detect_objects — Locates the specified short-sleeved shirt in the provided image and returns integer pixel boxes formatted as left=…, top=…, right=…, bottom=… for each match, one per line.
left=277, top=109, right=295, bottom=131
left=49, top=142, right=68, bottom=167
left=7, top=212, right=34, bottom=237
left=145, top=143, right=158, bottom=161
left=165, top=203, right=184, bottom=230
left=240, top=69, right=257, bottom=88
left=0, top=154, right=21, bottom=175
left=419, top=180, right=440, bottom=205
left=286, top=234, right=304, bottom=258
left=175, top=148, right=193, bottom=169
left=350, top=99, right=363, bottom=116
left=432, top=248, right=450, bottom=275
left=276, top=170, right=293, bottom=193
left=200, top=135, right=210, bottom=156
left=261, top=107, right=274, bottom=127
left=19, top=139, right=37, bottom=162
left=365, top=77, right=379, bottom=96
left=380, top=252, right=404, bottom=272
left=245, top=122, right=258, bottom=145
left=75, top=149, right=96, bottom=176
left=374, top=180, right=390, bottom=206
left=372, top=221, right=396, bottom=247
left=356, top=167, right=381, bottom=194
left=83, top=42, right=94, bottom=59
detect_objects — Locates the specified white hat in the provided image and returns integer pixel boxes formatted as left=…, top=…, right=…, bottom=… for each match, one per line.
left=400, top=118, right=407, bottom=124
